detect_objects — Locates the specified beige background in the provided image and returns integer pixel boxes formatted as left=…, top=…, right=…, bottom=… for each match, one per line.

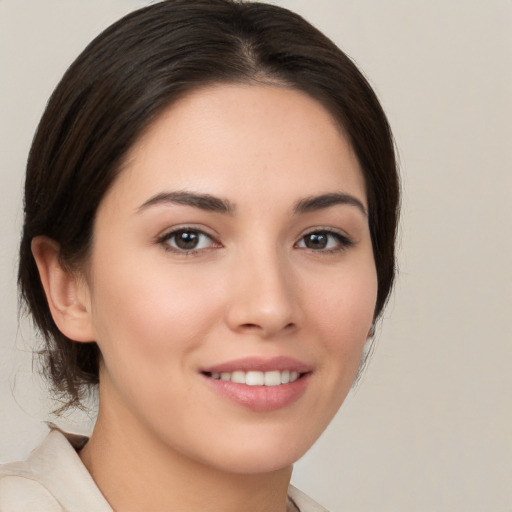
left=1, top=1, right=511, bottom=510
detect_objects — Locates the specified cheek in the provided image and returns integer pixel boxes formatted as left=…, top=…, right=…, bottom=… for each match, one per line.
left=304, top=258, right=378, bottom=376
left=308, top=260, right=377, bottom=336
left=87, top=256, right=225, bottom=375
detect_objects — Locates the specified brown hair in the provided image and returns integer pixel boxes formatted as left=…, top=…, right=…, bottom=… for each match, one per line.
left=18, top=0, right=399, bottom=410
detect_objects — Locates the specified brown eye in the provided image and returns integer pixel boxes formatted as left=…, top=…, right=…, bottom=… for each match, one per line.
left=174, top=230, right=200, bottom=249
left=303, top=232, right=329, bottom=249
left=161, top=229, right=215, bottom=252
left=297, top=230, right=353, bottom=251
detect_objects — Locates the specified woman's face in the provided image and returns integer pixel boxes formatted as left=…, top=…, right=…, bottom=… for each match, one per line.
left=81, top=84, right=377, bottom=473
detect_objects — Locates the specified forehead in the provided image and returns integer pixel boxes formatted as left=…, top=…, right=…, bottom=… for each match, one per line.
left=105, top=83, right=366, bottom=212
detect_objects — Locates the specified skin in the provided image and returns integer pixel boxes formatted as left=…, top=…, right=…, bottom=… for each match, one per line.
left=34, top=84, right=377, bottom=512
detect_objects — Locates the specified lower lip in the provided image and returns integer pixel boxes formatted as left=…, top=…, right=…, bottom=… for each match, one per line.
left=203, top=374, right=310, bottom=412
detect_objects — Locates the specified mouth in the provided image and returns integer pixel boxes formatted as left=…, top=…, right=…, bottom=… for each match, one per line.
left=202, top=369, right=303, bottom=386
left=200, top=357, right=312, bottom=411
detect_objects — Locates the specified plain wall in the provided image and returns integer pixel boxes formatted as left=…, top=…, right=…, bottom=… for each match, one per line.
left=1, top=1, right=511, bottom=511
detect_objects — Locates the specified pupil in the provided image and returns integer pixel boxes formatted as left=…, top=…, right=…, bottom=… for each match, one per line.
left=306, top=233, right=327, bottom=249
left=176, top=231, right=199, bottom=250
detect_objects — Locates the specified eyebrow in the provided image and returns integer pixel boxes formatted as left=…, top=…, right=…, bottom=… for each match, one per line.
left=136, top=190, right=366, bottom=217
left=137, top=191, right=235, bottom=214
left=294, top=192, right=367, bottom=216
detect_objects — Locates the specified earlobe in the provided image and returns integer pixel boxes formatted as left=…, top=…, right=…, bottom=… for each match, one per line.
left=31, top=236, right=95, bottom=343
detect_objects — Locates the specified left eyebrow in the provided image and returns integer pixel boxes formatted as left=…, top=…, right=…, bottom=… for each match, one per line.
left=294, top=192, right=367, bottom=217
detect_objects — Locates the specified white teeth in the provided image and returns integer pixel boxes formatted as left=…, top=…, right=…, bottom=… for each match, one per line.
left=231, top=371, right=246, bottom=384
left=246, top=371, right=264, bottom=386
left=208, top=370, right=302, bottom=386
left=264, top=370, right=281, bottom=386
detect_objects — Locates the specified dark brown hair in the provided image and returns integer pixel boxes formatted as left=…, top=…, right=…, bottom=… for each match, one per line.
left=18, top=0, right=399, bottom=410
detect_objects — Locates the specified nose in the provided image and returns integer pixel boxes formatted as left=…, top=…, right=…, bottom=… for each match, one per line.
left=225, top=249, right=299, bottom=338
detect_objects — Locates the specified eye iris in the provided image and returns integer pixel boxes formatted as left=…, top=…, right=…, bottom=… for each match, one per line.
left=305, top=232, right=328, bottom=249
left=175, top=231, right=199, bottom=250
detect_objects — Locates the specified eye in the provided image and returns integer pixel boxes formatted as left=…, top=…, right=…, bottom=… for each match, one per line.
left=296, top=230, right=353, bottom=251
left=159, top=228, right=218, bottom=252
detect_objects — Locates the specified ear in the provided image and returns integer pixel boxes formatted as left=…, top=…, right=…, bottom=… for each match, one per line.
left=31, top=236, right=95, bottom=342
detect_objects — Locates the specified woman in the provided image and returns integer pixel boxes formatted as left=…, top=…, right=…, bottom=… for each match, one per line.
left=1, top=1, right=399, bottom=510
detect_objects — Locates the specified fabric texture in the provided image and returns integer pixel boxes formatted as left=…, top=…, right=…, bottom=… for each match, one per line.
left=0, top=428, right=329, bottom=512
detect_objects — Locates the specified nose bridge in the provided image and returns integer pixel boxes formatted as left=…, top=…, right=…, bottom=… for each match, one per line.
left=226, top=239, right=298, bottom=337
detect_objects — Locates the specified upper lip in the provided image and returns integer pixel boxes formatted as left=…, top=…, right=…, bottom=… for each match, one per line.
left=200, top=356, right=312, bottom=374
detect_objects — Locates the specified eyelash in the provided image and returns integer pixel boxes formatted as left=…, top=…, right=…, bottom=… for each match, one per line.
left=156, top=227, right=353, bottom=255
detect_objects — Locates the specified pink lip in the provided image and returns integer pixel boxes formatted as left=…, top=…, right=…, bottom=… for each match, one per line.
left=200, top=356, right=312, bottom=374
left=200, top=356, right=312, bottom=412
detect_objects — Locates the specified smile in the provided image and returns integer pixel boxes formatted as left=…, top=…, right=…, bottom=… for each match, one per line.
left=200, top=356, right=312, bottom=411
left=204, top=370, right=301, bottom=386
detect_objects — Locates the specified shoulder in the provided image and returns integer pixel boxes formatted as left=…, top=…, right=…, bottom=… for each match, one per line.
left=0, top=428, right=112, bottom=512
left=0, top=469, right=62, bottom=512
left=288, top=484, right=330, bottom=512
left=0, top=438, right=64, bottom=512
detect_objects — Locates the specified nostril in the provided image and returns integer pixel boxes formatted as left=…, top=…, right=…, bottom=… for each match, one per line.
left=240, top=323, right=260, bottom=330
left=237, top=321, right=296, bottom=337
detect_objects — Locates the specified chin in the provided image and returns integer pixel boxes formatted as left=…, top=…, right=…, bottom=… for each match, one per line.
left=188, top=424, right=322, bottom=475
left=207, top=446, right=302, bottom=475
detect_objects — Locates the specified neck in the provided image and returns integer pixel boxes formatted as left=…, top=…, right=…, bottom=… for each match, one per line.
left=79, top=398, right=293, bottom=512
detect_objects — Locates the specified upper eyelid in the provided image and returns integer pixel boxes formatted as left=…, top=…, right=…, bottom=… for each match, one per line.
left=156, top=224, right=219, bottom=242
left=298, top=226, right=352, bottom=240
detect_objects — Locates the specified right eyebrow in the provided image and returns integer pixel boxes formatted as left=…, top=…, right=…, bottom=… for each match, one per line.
left=136, top=191, right=236, bottom=215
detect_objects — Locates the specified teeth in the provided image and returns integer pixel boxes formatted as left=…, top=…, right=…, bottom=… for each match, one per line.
left=263, top=370, right=280, bottom=386
left=231, top=371, right=245, bottom=384
left=208, top=370, right=301, bottom=386
left=246, top=371, right=264, bottom=386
